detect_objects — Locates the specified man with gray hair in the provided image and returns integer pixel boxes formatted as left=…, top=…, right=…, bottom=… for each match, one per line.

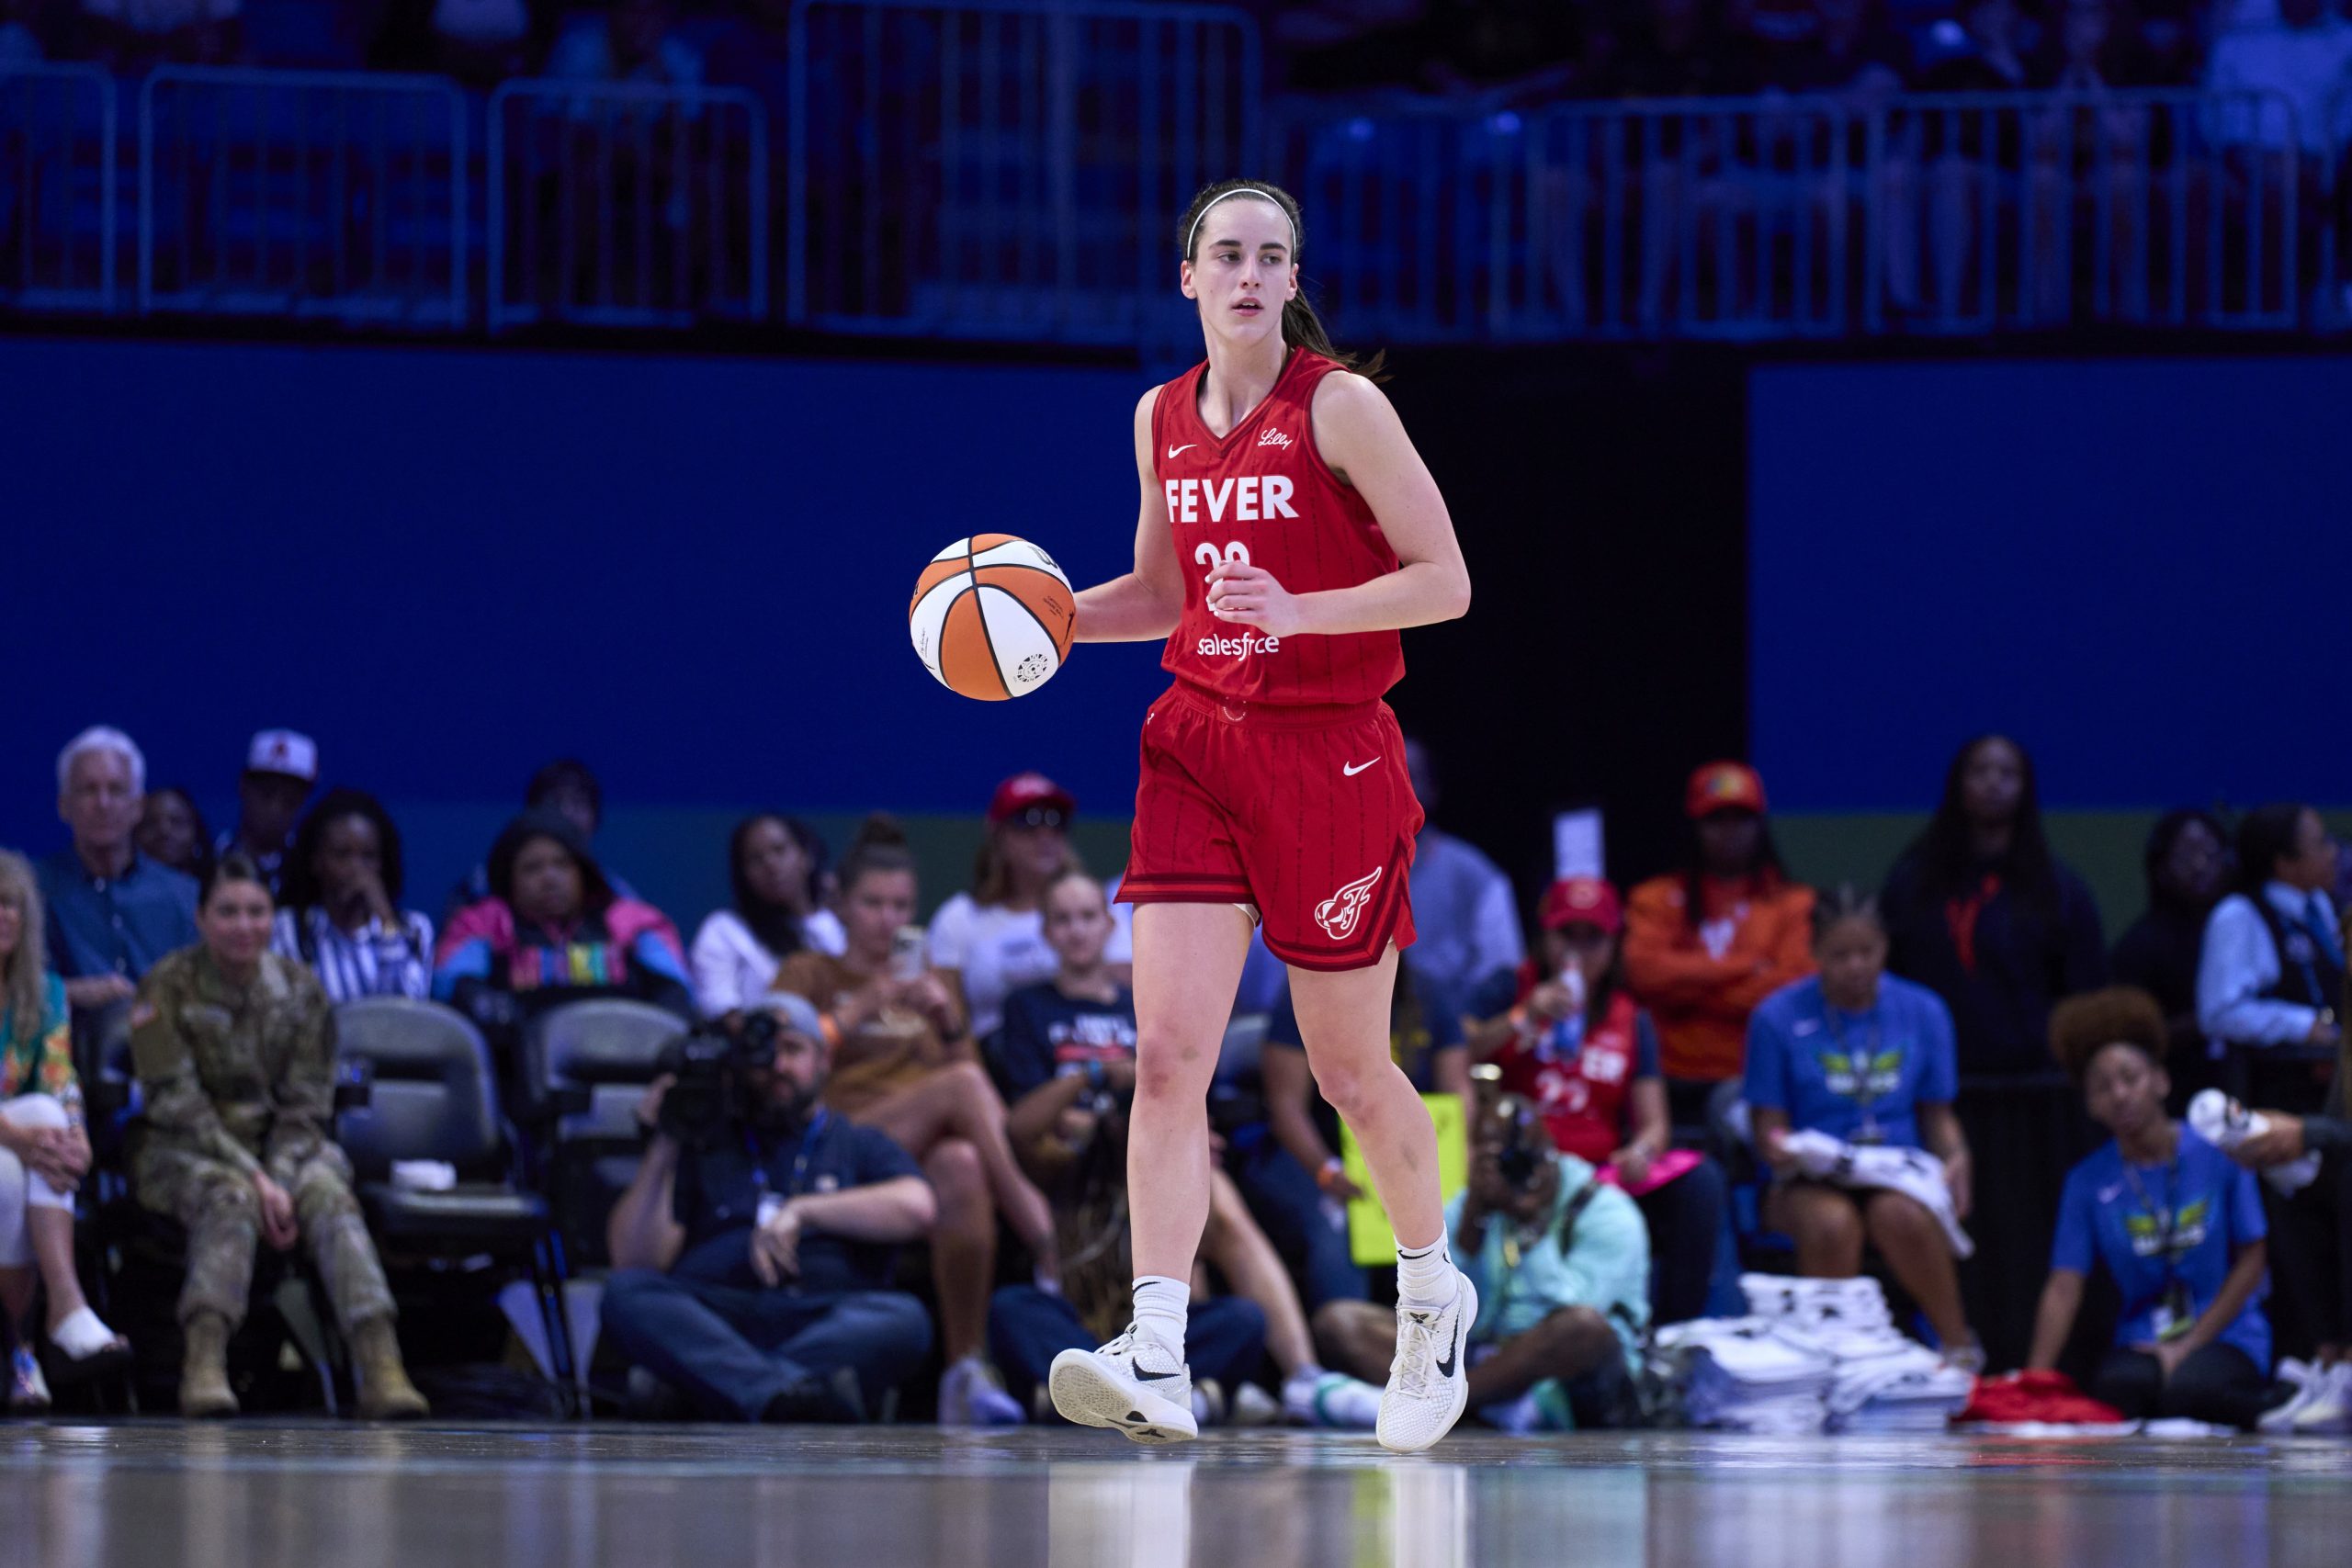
left=35, top=727, right=198, bottom=1013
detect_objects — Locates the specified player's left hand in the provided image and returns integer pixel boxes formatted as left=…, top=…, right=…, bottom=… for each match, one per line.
left=1205, top=560, right=1306, bottom=637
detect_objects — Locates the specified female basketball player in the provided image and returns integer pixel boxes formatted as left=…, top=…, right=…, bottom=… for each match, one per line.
left=1047, top=181, right=1476, bottom=1451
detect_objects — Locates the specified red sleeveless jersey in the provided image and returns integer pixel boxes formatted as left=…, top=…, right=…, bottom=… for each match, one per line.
left=1151, top=349, right=1404, bottom=707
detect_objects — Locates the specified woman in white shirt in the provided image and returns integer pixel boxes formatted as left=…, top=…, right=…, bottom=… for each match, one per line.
left=928, top=773, right=1130, bottom=1043
left=690, top=814, right=844, bottom=1016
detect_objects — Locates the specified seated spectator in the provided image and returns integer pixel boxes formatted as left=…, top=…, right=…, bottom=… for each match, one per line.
left=1403, top=739, right=1526, bottom=1032
left=1471, top=876, right=1732, bottom=1325
left=989, top=873, right=1378, bottom=1428
left=545, top=0, right=700, bottom=88
left=0, top=850, right=130, bottom=1410
left=929, top=773, right=1131, bottom=1046
left=1917, top=0, right=2031, bottom=89
left=2036, top=0, right=2155, bottom=88
left=2109, top=809, right=2228, bottom=1103
left=135, top=785, right=215, bottom=886
left=774, top=817, right=1060, bottom=1427
left=2197, top=803, right=2342, bottom=1110
left=1339, top=1091, right=1651, bottom=1433
left=1747, top=886, right=1979, bottom=1365
left=447, top=759, right=639, bottom=921
left=1239, top=951, right=1470, bottom=1369
left=1880, top=734, right=2103, bottom=1367
left=434, top=809, right=694, bottom=1062
left=270, top=790, right=433, bottom=1006
left=600, top=993, right=935, bottom=1423
left=78, top=0, right=243, bottom=66
left=1624, top=762, right=1815, bottom=1127
left=0, top=0, right=49, bottom=64
left=37, top=727, right=198, bottom=1016
left=690, top=813, right=842, bottom=1017
left=215, top=729, right=316, bottom=896
left=2204, top=0, right=2352, bottom=156
left=2029, top=987, right=2272, bottom=1428
left=2234, top=1016, right=2351, bottom=1428
left=130, top=855, right=428, bottom=1419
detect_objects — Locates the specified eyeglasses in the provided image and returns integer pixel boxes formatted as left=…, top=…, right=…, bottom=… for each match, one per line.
left=1013, top=807, right=1068, bottom=831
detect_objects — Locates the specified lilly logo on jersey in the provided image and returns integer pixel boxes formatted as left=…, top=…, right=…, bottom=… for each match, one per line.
left=1315, top=866, right=1383, bottom=942
left=1165, top=475, right=1299, bottom=525
left=1258, top=428, right=1295, bottom=451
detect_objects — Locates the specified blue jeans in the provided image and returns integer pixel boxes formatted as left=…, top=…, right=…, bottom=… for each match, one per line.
left=600, top=1268, right=933, bottom=1422
left=988, top=1285, right=1267, bottom=1410
left=1226, top=1132, right=1367, bottom=1312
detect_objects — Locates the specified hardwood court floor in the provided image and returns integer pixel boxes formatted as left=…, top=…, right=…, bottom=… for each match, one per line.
left=1, top=1423, right=2347, bottom=1568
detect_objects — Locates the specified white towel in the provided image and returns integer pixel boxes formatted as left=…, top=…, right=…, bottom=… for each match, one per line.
left=1780, top=1131, right=1975, bottom=1259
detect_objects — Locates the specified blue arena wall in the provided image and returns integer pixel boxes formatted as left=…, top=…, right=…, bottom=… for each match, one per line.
left=0, top=336, right=1165, bottom=917
left=1749, top=354, right=2352, bottom=816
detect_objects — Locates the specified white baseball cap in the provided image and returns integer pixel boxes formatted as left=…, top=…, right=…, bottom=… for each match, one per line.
left=245, top=729, right=319, bottom=784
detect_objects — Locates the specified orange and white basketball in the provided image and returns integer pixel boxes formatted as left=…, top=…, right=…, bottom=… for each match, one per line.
left=907, top=535, right=1075, bottom=701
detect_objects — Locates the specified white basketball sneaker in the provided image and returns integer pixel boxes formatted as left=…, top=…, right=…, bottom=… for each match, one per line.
left=1049, top=1327, right=1200, bottom=1444
left=1377, top=1272, right=1478, bottom=1453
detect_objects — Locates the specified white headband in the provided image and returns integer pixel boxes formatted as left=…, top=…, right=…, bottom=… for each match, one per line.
left=1186, top=187, right=1297, bottom=260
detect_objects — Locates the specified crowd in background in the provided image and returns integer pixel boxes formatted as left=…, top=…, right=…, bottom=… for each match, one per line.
left=2, top=0, right=2347, bottom=128
left=2, top=719, right=2346, bottom=1435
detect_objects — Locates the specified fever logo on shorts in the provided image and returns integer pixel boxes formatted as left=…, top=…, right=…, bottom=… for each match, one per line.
left=1314, top=867, right=1383, bottom=942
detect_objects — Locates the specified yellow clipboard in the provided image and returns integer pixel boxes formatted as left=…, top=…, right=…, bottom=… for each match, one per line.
left=1340, top=1093, right=1469, bottom=1267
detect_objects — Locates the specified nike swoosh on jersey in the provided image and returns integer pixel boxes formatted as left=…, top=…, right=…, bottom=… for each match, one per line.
left=1342, top=758, right=1379, bottom=777
left=1165, top=444, right=1197, bottom=459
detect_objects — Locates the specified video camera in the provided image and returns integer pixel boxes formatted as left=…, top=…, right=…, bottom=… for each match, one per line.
left=654, top=1010, right=780, bottom=1148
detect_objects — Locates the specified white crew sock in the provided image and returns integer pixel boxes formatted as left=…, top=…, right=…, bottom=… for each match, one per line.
left=1395, top=1233, right=1458, bottom=1311
left=1131, top=1275, right=1190, bottom=1359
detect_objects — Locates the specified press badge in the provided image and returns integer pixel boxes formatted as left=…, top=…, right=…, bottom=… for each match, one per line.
left=2153, top=1282, right=2195, bottom=1342
left=757, top=1192, right=786, bottom=1229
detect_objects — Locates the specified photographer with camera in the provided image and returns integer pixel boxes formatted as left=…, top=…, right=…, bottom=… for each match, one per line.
left=599, top=993, right=936, bottom=1423
left=1323, top=1084, right=1652, bottom=1433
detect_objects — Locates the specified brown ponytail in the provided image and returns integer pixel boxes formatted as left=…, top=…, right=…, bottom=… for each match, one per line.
left=1176, top=179, right=1386, bottom=383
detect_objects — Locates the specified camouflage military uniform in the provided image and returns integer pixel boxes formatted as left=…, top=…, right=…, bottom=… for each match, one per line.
left=131, top=947, right=396, bottom=1334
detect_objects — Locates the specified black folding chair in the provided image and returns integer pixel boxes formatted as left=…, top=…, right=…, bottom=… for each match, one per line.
left=521, top=999, right=684, bottom=1274
left=335, top=997, right=575, bottom=1405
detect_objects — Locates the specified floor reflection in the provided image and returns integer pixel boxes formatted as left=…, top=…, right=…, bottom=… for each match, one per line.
left=0, top=1427, right=2346, bottom=1568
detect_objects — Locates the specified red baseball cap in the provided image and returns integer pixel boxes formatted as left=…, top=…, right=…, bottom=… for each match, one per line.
left=1540, top=876, right=1623, bottom=936
left=987, top=772, right=1077, bottom=827
left=1685, top=761, right=1767, bottom=820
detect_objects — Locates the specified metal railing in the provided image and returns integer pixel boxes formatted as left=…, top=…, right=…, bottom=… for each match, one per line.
left=786, top=0, right=1259, bottom=343
left=1274, top=87, right=2313, bottom=343
left=139, top=68, right=467, bottom=324
left=487, top=80, right=767, bottom=332
left=5, top=48, right=2349, bottom=344
left=0, top=64, right=117, bottom=313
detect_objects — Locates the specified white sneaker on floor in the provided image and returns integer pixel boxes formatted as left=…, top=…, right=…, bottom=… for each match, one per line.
left=2259, top=1359, right=2319, bottom=1434
left=938, top=1357, right=1024, bottom=1427
left=1283, top=1368, right=1383, bottom=1429
left=1229, top=1382, right=1283, bottom=1427
left=1049, top=1327, right=1199, bottom=1444
left=2291, top=1363, right=2352, bottom=1435
left=1377, top=1271, right=1478, bottom=1453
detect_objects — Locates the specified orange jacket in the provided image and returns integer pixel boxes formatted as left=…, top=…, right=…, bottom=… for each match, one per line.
left=1623, top=873, right=1816, bottom=1083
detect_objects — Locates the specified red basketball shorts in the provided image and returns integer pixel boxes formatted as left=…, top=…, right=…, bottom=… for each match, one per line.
left=1120, top=683, right=1422, bottom=972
